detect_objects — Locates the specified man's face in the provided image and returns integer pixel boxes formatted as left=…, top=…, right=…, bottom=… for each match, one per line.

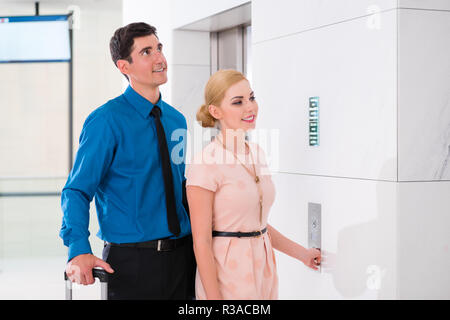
left=122, top=34, right=168, bottom=88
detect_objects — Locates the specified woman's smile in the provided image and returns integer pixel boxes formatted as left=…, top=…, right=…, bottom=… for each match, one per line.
left=242, top=115, right=256, bottom=123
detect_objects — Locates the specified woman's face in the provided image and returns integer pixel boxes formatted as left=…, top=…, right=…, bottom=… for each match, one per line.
left=212, top=79, right=258, bottom=132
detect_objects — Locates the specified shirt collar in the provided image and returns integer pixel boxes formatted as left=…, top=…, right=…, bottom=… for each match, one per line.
left=123, top=85, right=164, bottom=119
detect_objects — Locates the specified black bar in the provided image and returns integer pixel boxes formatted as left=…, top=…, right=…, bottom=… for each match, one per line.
left=35, top=2, right=39, bottom=16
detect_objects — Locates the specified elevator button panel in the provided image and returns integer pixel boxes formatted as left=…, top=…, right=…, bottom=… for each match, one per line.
left=308, top=202, right=321, bottom=250
left=309, top=97, right=320, bottom=146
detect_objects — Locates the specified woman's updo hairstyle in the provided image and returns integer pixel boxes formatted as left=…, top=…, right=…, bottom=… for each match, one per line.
left=196, top=69, right=247, bottom=128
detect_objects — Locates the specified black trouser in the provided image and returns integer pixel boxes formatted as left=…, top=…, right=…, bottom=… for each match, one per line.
left=102, top=236, right=196, bottom=300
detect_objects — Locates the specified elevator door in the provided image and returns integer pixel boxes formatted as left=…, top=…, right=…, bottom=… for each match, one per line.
left=211, top=25, right=252, bottom=81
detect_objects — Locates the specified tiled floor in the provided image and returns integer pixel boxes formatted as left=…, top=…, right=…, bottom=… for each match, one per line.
left=0, top=256, right=103, bottom=300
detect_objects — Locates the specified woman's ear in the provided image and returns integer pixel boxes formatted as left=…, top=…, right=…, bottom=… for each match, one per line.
left=208, top=104, right=222, bottom=120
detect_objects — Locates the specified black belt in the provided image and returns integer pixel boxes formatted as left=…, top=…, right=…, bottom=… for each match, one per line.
left=105, top=234, right=191, bottom=252
left=212, top=227, right=267, bottom=238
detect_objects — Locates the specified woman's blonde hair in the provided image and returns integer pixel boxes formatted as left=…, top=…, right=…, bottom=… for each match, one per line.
left=196, top=69, right=247, bottom=128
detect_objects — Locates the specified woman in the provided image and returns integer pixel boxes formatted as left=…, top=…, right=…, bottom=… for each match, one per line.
left=186, top=69, right=321, bottom=300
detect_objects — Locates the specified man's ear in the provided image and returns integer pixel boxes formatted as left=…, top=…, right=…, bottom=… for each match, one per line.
left=116, top=59, right=130, bottom=78
left=208, top=104, right=222, bottom=120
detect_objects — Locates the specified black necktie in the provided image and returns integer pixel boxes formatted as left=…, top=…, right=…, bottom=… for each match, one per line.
left=150, top=105, right=181, bottom=236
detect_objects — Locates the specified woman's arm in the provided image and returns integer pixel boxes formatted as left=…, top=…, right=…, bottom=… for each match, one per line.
left=267, top=224, right=321, bottom=270
left=187, top=185, right=223, bottom=299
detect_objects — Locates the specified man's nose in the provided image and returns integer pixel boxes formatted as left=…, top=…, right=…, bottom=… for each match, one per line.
left=153, top=51, right=166, bottom=64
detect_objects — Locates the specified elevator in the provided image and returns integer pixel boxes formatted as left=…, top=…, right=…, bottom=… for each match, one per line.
left=210, top=25, right=252, bottom=80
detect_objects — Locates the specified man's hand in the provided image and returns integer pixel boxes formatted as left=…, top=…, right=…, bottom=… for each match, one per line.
left=66, top=253, right=114, bottom=285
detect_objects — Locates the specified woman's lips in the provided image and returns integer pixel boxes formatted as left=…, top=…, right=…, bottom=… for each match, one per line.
left=242, top=115, right=255, bottom=123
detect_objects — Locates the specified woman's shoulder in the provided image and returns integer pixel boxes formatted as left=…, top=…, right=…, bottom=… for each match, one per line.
left=190, top=139, right=221, bottom=165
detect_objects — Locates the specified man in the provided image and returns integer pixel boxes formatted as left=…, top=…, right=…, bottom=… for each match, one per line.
left=60, top=22, right=195, bottom=300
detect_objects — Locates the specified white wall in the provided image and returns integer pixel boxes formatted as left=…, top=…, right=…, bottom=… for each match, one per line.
left=395, top=5, right=450, bottom=299
left=170, top=29, right=210, bottom=150
left=397, top=9, right=450, bottom=181
left=397, top=180, right=450, bottom=299
left=253, top=8, right=397, bottom=181
left=252, top=0, right=450, bottom=299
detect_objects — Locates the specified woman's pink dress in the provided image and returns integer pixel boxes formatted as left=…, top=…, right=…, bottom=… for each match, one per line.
left=186, top=135, right=278, bottom=300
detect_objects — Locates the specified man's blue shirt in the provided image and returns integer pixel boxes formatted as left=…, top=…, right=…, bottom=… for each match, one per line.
left=60, top=85, right=190, bottom=261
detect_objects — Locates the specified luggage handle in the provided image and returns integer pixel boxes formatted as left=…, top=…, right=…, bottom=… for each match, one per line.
left=92, top=268, right=109, bottom=283
left=64, top=268, right=109, bottom=300
left=64, top=268, right=109, bottom=283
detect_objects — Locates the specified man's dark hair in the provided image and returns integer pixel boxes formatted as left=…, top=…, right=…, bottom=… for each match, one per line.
left=109, top=22, right=158, bottom=80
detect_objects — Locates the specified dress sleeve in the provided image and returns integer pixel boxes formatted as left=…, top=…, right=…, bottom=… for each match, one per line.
left=185, top=152, right=219, bottom=192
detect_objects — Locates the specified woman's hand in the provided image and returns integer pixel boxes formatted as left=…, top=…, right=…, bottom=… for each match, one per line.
left=302, top=248, right=321, bottom=271
left=267, top=225, right=322, bottom=271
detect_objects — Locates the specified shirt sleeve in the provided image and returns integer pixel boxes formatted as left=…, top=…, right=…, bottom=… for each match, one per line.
left=185, top=151, right=219, bottom=192
left=59, top=111, right=116, bottom=261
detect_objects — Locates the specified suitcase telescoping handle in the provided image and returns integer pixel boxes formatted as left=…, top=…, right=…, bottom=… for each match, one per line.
left=64, top=268, right=109, bottom=300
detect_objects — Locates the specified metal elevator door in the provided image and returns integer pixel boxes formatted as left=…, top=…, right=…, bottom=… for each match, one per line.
left=211, top=25, right=252, bottom=81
